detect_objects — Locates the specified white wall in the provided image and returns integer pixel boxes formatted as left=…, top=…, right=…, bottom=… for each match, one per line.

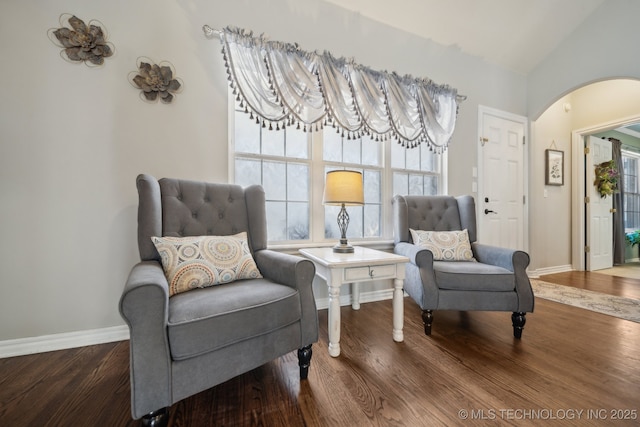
left=526, top=0, right=640, bottom=273
left=0, top=0, right=526, bottom=343
left=529, top=97, right=574, bottom=271
left=527, top=0, right=640, bottom=120
left=569, top=80, right=640, bottom=130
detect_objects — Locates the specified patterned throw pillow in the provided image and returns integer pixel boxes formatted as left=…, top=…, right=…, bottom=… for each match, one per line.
left=409, top=229, right=475, bottom=261
left=151, top=232, right=262, bottom=296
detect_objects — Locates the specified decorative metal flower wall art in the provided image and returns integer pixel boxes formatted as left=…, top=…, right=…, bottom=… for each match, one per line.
left=48, top=14, right=114, bottom=66
left=129, top=58, right=183, bottom=104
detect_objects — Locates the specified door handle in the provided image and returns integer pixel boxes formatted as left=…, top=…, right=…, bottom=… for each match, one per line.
left=484, top=209, right=497, bottom=215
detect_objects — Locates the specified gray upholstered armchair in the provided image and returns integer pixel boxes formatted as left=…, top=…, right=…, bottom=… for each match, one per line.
left=119, top=174, right=318, bottom=425
left=392, top=195, right=534, bottom=338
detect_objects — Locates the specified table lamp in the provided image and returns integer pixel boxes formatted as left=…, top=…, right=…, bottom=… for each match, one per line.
left=323, top=170, right=364, bottom=253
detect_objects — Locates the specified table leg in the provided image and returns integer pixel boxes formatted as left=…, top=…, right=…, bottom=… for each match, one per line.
left=392, top=278, right=404, bottom=342
left=328, top=279, right=341, bottom=357
left=351, top=282, right=360, bottom=310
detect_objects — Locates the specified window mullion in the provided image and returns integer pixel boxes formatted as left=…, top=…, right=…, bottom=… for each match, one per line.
left=311, top=130, right=326, bottom=243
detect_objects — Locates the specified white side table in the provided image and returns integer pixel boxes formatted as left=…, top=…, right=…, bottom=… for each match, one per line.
left=299, top=246, right=409, bottom=357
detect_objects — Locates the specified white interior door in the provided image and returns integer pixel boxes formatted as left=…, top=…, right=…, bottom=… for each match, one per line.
left=478, top=107, right=527, bottom=250
left=586, top=135, right=613, bottom=271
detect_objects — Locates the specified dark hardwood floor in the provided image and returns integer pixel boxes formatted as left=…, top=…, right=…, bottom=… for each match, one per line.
left=1, top=271, right=639, bottom=426
left=539, top=269, right=640, bottom=299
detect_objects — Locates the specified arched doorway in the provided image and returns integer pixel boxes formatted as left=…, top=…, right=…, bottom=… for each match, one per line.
left=530, top=79, right=640, bottom=273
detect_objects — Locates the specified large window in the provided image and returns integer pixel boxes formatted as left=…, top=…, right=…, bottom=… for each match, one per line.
left=623, top=152, right=640, bottom=230
left=233, top=109, right=444, bottom=244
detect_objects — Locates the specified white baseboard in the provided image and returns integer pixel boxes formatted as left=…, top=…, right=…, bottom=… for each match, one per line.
left=528, top=264, right=574, bottom=278
left=1, top=289, right=398, bottom=359
left=0, top=325, right=130, bottom=359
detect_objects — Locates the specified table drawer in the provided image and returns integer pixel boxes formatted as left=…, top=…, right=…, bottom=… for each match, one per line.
left=344, top=264, right=396, bottom=281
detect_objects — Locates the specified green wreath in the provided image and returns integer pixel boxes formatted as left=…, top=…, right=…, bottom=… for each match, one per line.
left=593, top=160, right=619, bottom=198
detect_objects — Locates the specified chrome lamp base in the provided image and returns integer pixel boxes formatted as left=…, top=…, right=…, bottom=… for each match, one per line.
left=332, top=239, right=354, bottom=253
left=333, top=204, right=354, bottom=253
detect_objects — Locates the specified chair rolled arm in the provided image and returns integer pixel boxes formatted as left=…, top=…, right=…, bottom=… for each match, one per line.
left=254, top=249, right=315, bottom=289
left=120, top=261, right=170, bottom=324
left=473, top=243, right=520, bottom=272
left=119, top=261, right=172, bottom=419
left=472, top=243, right=534, bottom=312
left=395, top=242, right=439, bottom=309
left=253, top=249, right=319, bottom=345
left=394, top=242, right=434, bottom=268
left=510, top=250, right=534, bottom=312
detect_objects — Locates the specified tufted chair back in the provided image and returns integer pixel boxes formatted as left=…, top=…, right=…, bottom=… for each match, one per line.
left=392, top=195, right=477, bottom=245
left=136, top=174, right=267, bottom=262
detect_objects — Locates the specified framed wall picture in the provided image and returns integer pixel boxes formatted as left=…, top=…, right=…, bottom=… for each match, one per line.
left=545, top=149, right=564, bottom=186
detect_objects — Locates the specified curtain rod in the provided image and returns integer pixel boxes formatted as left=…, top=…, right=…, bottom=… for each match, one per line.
left=202, top=25, right=467, bottom=102
left=202, top=25, right=220, bottom=38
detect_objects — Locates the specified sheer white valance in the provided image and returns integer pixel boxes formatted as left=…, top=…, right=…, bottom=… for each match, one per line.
left=207, top=26, right=461, bottom=151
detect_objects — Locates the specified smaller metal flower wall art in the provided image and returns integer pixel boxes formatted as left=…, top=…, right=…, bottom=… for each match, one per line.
left=129, top=58, right=183, bottom=104
left=48, top=14, right=114, bottom=66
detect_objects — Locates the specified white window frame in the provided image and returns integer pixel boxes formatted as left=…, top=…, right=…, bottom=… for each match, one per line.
left=622, top=149, right=640, bottom=231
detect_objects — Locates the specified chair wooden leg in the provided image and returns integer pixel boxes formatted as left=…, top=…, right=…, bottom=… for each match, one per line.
left=141, top=408, right=169, bottom=427
left=298, top=345, right=312, bottom=379
left=512, top=312, right=526, bottom=339
left=422, top=310, right=433, bottom=336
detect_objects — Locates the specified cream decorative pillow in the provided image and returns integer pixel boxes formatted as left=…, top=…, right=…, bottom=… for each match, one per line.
left=151, top=232, right=262, bottom=296
left=410, top=229, right=475, bottom=261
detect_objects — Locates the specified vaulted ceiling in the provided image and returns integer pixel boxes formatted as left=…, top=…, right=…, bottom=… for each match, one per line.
left=323, top=0, right=605, bottom=74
